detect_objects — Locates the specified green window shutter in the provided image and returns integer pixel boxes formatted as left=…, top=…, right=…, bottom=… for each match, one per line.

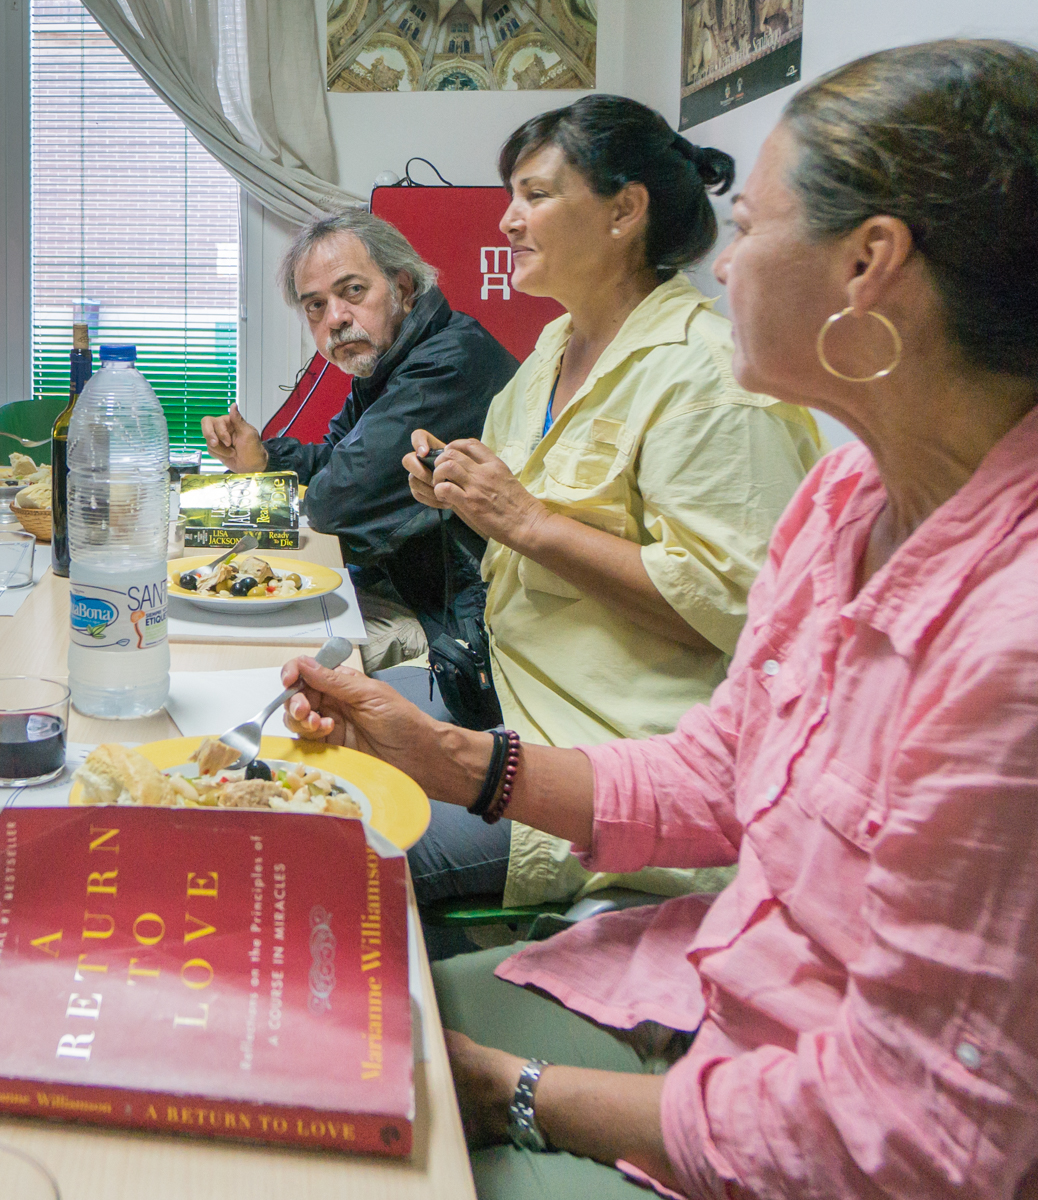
left=30, top=0, right=239, bottom=451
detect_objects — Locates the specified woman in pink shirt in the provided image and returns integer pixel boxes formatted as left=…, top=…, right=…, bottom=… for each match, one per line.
left=282, top=39, right=1038, bottom=1200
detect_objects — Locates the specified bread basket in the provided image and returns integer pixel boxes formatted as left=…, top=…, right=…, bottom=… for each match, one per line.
left=11, top=504, right=52, bottom=542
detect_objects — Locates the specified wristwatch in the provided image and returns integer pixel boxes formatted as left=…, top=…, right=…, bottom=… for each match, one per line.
left=507, top=1058, right=551, bottom=1152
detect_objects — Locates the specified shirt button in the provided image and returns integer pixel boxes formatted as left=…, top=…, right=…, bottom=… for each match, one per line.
left=955, top=1041, right=981, bottom=1069
left=762, top=659, right=780, bottom=676
left=765, top=785, right=780, bottom=802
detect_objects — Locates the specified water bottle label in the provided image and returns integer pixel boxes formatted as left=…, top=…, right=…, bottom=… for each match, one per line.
left=70, top=577, right=168, bottom=651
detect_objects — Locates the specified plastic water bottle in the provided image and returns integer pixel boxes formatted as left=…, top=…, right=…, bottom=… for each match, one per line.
left=67, top=344, right=170, bottom=717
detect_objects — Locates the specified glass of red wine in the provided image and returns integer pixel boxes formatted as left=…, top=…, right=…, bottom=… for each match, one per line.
left=0, top=677, right=70, bottom=787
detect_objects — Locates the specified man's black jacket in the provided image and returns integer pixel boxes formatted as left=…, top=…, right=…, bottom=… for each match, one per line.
left=264, top=287, right=519, bottom=626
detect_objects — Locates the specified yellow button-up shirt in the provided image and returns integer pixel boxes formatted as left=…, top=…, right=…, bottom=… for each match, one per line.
left=481, top=275, right=823, bottom=905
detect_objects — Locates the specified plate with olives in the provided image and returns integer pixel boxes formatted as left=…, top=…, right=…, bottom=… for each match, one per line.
left=167, top=553, right=342, bottom=614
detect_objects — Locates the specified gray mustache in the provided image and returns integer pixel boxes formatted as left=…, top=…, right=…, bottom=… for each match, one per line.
left=327, top=327, right=370, bottom=348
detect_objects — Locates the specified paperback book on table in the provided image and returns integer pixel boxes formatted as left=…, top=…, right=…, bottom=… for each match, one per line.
left=180, top=472, right=300, bottom=549
left=0, top=807, right=413, bottom=1155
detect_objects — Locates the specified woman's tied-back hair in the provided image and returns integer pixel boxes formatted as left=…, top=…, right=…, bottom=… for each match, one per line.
left=278, top=207, right=438, bottom=310
left=784, top=39, right=1038, bottom=379
left=498, top=95, right=735, bottom=283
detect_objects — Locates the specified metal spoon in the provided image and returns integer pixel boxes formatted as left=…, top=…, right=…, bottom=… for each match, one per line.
left=216, top=636, right=354, bottom=769
left=0, top=430, right=49, bottom=449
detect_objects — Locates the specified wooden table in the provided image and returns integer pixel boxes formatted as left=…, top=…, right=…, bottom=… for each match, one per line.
left=0, top=531, right=477, bottom=1200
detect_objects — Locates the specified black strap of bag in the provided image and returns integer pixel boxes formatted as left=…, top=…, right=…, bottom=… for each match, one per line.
left=427, top=511, right=503, bottom=730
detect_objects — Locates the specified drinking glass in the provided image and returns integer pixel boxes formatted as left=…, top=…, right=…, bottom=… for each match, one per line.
left=0, top=677, right=71, bottom=786
left=167, top=514, right=188, bottom=558
left=169, top=449, right=203, bottom=482
left=0, top=529, right=35, bottom=590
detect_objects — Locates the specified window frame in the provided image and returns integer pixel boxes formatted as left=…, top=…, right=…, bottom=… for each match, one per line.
left=1, top=0, right=32, bottom=406
left=0, top=0, right=307, bottom=445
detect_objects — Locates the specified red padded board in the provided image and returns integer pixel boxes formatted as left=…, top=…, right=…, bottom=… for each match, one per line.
left=371, top=185, right=564, bottom=364
left=261, top=352, right=352, bottom=442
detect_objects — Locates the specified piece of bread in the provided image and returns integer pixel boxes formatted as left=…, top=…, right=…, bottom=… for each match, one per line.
left=9, top=452, right=38, bottom=478
left=74, top=744, right=176, bottom=807
left=15, top=479, right=51, bottom=509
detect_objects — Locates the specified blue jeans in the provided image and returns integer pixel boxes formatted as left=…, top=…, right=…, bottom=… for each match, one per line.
left=408, top=797, right=512, bottom=904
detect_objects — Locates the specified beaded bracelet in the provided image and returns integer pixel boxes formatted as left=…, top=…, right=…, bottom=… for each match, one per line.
left=482, top=730, right=520, bottom=825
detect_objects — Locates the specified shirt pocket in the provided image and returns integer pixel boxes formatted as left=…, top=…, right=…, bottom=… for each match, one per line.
left=783, top=763, right=878, bottom=959
left=542, top=420, right=631, bottom=489
left=813, top=760, right=885, bottom=851
left=540, top=432, right=633, bottom=538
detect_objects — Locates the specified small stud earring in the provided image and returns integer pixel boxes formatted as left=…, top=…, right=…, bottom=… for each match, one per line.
left=611, top=228, right=621, bottom=236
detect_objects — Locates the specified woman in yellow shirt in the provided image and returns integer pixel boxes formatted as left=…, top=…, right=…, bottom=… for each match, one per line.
left=405, top=95, right=822, bottom=910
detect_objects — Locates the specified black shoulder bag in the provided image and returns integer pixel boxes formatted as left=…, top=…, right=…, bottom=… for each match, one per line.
left=427, top=511, right=503, bottom=731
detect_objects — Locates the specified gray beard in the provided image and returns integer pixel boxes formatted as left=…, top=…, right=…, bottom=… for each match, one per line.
left=325, top=330, right=381, bottom=377
left=338, top=346, right=381, bottom=377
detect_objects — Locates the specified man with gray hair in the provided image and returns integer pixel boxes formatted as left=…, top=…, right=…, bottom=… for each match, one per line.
left=202, top=208, right=518, bottom=671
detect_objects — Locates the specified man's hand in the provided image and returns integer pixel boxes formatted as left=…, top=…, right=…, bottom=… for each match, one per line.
left=445, top=1031, right=525, bottom=1148
left=201, top=403, right=269, bottom=472
left=404, top=432, right=550, bottom=553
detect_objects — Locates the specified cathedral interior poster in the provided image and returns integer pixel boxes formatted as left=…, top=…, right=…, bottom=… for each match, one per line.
left=680, top=0, right=803, bottom=129
left=327, top=1, right=597, bottom=93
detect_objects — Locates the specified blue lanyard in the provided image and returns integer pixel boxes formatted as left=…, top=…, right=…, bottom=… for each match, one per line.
left=543, top=371, right=560, bottom=438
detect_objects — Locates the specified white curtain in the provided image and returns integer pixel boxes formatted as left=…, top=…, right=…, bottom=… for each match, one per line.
left=82, top=0, right=363, bottom=224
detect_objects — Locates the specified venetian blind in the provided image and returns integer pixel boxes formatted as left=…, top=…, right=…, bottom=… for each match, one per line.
left=30, top=0, right=239, bottom=451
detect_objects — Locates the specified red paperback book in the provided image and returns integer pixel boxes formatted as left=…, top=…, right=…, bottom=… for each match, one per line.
left=0, top=806, right=413, bottom=1156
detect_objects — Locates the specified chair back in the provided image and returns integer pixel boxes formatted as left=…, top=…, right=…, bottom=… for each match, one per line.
left=260, top=353, right=352, bottom=442
left=0, top=396, right=69, bottom=466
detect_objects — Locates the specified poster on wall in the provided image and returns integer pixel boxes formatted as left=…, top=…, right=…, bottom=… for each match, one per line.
left=327, top=2, right=597, bottom=93
left=680, top=0, right=803, bottom=130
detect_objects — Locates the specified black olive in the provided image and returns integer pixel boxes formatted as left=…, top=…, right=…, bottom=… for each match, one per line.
left=245, top=759, right=272, bottom=781
left=230, top=576, right=258, bottom=597
left=178, top=572, right=198, bottom=591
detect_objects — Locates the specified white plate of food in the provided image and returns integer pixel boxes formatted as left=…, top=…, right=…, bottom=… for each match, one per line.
left=168, top=553, right=342, bottom=614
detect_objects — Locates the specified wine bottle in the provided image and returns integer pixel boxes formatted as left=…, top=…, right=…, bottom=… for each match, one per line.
left=51, top=307, right=93, bottom=577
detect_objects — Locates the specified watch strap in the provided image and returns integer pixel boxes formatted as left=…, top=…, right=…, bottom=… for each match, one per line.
left=507, top=1058, right=551, bottom=1152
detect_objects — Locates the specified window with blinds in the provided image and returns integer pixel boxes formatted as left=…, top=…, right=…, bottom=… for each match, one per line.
left=30, top=0, right=239, bottom=451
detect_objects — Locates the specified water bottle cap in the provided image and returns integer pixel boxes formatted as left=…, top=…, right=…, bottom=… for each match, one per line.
left=98, top=344, right=137, bottom=362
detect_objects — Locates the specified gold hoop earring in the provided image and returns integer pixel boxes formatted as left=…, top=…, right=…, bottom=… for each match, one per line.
left=816, top=307, right=902, bottom=383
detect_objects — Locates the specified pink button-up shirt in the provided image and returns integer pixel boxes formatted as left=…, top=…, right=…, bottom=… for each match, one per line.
left=497, top=409, right=1038, bottom=1199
